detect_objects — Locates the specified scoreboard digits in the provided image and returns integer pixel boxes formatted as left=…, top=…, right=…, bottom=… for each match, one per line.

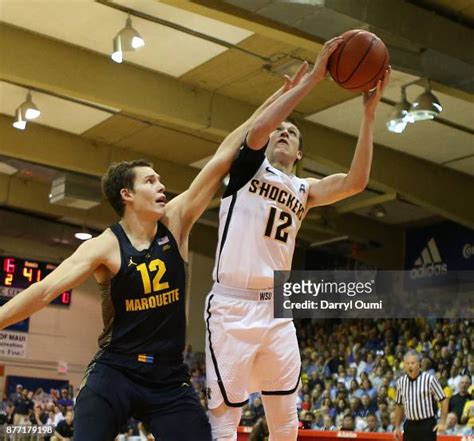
left=1, top=256, right=72, bottom=306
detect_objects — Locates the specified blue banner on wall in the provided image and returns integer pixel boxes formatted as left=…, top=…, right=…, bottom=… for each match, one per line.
left=405, top=221, right=474, bottom=278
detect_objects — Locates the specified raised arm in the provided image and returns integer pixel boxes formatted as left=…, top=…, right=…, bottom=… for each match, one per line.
left=167, top=62, right=310, bottom=231
left=0, top=233, right=116, bottom=330
left=306, top=67, right=391, bottom=209
left=247, top=37, right=343, bottom=149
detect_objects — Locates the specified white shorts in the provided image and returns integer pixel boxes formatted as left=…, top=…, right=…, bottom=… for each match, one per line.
left=204, top=283, right=301, bottom=409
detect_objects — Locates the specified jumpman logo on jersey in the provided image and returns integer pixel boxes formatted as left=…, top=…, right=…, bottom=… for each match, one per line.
left=299, top=184, right=306, bottom=193
left=128, top=257, right=138, bottom=267
left=265, top=166, right=277, bottom=176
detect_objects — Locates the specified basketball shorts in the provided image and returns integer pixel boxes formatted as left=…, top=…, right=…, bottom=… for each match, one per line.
left=204, top=283, right=301, bottom=409
left=75, top=351, right=211, bottom=440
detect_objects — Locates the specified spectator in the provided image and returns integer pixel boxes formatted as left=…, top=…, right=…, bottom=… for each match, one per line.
left=326, top=348, right=344, bottom=375
left=340, top=413, right=355, bottom=431
left=461, top=398, right=474, bottom=429
left=317, top=414, right=336, bottom=431
left=445, top=412, right=461, bottom=435
left=249, top=415, right=269, bottom=441
left=52, top=405, right=65, bottom=426
left=52, top=409, right=73, bottom=441
left=249, top=396, right=265, bottom=420
left=57, top=389, right=74, bottom=409
left=448, top=365, right=463, bottom=393
left=300, top=410, right=315, bottom=429
left=13, top=388, right=33, bottom=425
left=31, top=402, right=47, bottom=426
left=9, top=384, right=23, bottom=403
left=365, top=413, right=381, bottom=432
left=449, top=375, right=472, bottom=421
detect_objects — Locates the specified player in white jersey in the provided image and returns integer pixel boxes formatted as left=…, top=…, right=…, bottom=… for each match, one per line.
left=205, top=37, right=390, bottom=441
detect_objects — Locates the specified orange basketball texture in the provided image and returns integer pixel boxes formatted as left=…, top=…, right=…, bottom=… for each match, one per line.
left=328, top=30, right=390, bottom=92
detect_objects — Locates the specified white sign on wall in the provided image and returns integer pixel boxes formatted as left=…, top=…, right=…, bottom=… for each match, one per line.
left=0, top=330, right=27, bottom=358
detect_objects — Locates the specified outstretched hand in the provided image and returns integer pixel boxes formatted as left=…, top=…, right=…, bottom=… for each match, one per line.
left=310, top=36, right=344, bottom=84
left=363, top=66, right=391, bottom=116
left=282, top=60, right=309, bottom=92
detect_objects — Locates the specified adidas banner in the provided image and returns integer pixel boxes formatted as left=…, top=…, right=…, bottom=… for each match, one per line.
left=405, top=222, right=474, bottom=279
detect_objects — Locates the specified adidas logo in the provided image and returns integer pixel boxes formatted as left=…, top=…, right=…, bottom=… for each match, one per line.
left=410, top=238, right=447, bottom=279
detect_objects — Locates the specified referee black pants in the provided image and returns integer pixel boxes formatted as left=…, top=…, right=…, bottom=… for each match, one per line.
left=404, top=417, right=436, bottom=441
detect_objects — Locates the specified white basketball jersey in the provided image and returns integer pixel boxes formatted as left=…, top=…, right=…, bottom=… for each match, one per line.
left=213, top=156, right=309, bottom=289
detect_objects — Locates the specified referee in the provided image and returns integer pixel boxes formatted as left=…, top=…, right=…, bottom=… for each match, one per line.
left=394, top=350, right=448, bottom=441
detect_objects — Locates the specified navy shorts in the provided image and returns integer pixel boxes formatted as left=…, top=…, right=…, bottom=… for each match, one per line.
left=74, top=357, right=211, bottom=441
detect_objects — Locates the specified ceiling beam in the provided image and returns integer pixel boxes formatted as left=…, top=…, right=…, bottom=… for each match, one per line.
left=1, top=24, right=472, bottom=228
left=333, top=193, right=398, bottom=215
left=299, top=121, right=474, bottom=229
left=211, top=0, right=474, bottom=95
left=0, top=115, right=198, bottom=195
left=0, top=174, right=219, bottom=258
left=158, top=0, right=324, bottom=52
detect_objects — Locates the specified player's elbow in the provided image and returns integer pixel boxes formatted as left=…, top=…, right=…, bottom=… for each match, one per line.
left=347, top=176, right=368, bottom=195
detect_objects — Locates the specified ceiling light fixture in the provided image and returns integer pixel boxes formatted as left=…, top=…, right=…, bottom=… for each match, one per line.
left=409, top=81, right=443, bottom=121
left=386, top=88, right=413, bottom=134
left=370, top=205, right=387, bottom=219
left=75, top=231, right=93, bottom=241
left=19, top=91, right=41, bottom=120
left=386, top=79, right=443, bottom=134
left=12, top=107, right=27, bottom=130
left=111, top=16, right=145, bottom=63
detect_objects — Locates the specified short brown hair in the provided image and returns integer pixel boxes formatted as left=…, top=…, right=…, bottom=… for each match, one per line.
left=101, top=159, right=153, bottom=217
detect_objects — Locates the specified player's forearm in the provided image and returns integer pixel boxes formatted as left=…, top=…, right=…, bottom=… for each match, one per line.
left=250, top=76, right=319, bottom=143
left=0, top=281, right=49, bottom=329
left=215, top=84, right=292, bottom=158
left=345, top=113, right=375, bottom=191
left=394, top=405, right=404, bottom=427
left=439, top=399, right=448, bottom=424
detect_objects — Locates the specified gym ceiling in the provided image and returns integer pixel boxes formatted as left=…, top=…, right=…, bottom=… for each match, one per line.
left=0, top=0, right=473, bottom=268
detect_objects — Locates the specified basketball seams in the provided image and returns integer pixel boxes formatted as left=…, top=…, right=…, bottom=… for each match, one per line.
left=340, top=37, right=376, bottom=86
left=329, top=30, right=389, bottom=92
left=334, top=30, right=365, bottom=83
left=344, top=47, right=389, bottom=91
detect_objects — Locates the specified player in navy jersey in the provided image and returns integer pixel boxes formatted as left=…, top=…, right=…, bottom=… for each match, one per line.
left=0, top=64, right=310, bottom=441
left=206, top=39, right=390, bottom=441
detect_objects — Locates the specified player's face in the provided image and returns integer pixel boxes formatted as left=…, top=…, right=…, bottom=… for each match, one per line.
left=124, top=167, right=167, bottom=219
left=266, top=122, right=302, bottom=167
left=404, top=355, right=420, bottom=378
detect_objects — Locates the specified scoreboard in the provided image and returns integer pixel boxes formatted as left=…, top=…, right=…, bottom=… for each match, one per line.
left=1, top=256, right=72, bottom=306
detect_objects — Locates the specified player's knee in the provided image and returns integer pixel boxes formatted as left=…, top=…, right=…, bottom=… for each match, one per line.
left=267, top=407, right=299, bottom=441
left=269, top=416, right=299, bottom=441
left=209, top=404, right=240, bottom=441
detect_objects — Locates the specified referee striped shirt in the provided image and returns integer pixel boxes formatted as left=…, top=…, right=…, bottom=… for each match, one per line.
left=396, top=371, right=446, bottom=420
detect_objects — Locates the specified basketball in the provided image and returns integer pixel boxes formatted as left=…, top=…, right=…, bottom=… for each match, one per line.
left=328, top=29, right=389, bottom=92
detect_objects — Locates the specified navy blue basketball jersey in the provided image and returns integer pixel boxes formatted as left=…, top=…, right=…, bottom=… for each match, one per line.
left=97, top=222, right=186, bottom=357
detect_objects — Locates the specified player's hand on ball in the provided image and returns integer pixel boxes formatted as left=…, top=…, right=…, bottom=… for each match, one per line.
left=310, top=37, right=344, bottom=84
left=363, top=66, right=391, bottom=116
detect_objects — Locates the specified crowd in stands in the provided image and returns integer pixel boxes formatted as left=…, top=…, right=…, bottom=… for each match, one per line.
left=0, top=318, right=472, bottom=439
left=188, top=319, right=474, bottom=437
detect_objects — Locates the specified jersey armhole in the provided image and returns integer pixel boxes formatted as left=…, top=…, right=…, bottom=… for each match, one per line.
left=108, top=224, right=128, bottom=278
left=222, top=137, right=268, bottom=199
